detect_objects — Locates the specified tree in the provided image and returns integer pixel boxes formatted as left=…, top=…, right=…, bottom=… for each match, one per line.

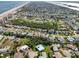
left=3, top=32, right=13, bottom=36
left=18, top=38, right=30, bottom=45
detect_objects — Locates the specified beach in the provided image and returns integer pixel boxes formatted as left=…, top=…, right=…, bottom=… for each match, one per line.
left=0, top=2, right=29, bottom=19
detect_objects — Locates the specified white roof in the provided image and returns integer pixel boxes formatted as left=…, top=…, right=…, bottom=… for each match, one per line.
left=67, top=37, right=75, bottom=42
left=0, top=49, right=7, bottom=53
left=56, top=44, right=61, bottom=48
left=0, top=35, right=3, bottom=40
left=0, top=46, right=10, bottom=53
left=36, top=44, right=44, bottom=51
left=20, top=45, right=29, bottom=50
left=53, top=46, right=58, bottom=51
left=75, top=48, right=78, bottom=51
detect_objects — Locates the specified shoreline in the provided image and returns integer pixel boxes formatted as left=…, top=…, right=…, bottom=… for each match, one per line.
left=48, top=2, right=79, bottom=11
left=0, top=2, right=29, bottom=19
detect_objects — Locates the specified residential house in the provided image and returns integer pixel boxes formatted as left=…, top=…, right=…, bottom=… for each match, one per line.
left=27, top=33, right=33, bottom=36
left=54, top=52, right=63, bottom=58
left=60, top=48, right=72, bottom=58
left=48, top=37, right=55, bottom=41
left=58, top=36, right=65, bottom=42
left=67, top=37, right=75, bottom=42
left=52, top=44, right=61, bottom=52
left=67, top=44, right=78, bottom=51
left=14, top=51, right=24, bottom=58
left=19, top=45, right=29, bottom=52
left=0, top=46, right=10, bottom=53
left=75, top=37, right=79, bottom=42
left=27, top=49, right=38, bottom=58
left=75, top=51, right=79, bottom=56
left=36, top=44, right=45, bottom=51
left=39, top=52, right=47, bottom=58
left=53, top=46, right=59, bottom=52
left=48, top=29, right=54, bottom=34
left=0, top=35, right=3, bottom=40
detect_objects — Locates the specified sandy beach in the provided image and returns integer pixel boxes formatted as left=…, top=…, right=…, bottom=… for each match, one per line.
left=0, top=2, right=29, bottom=19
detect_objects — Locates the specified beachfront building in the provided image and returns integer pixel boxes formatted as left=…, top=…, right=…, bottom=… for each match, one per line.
left=0, top=11, right=17, bottom=24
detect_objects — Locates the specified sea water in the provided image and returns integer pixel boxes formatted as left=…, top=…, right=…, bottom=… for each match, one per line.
left=0, top=1, right=26, bottom=14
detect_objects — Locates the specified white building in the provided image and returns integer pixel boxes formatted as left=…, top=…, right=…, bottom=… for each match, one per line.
left=67, top=37, right=75, bottom=42
left=53, top=46, right=59, bottom=52
left=0, top=46, right=10, bottom=53
left=60, top=49, right=72, bottom=58
left=36, top=44, right=45, bottom=51
left=19, top=45, right=29, bottom=51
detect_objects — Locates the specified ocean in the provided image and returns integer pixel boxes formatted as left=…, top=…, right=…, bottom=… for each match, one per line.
left=0, top=1, right=26, bottom=14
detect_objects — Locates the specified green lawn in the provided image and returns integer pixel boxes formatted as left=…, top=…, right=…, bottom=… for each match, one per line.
left=11, top=18, right=58, bottom=30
